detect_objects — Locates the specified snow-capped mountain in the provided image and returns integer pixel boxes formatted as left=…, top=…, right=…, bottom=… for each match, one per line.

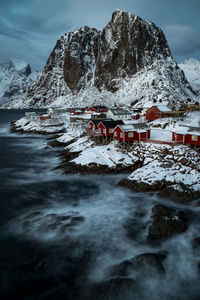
left=2, top=9, right=197, bottom=109
left=179, top=59, right=200, bottom=95
left=0, top=59, right=39, bottom=104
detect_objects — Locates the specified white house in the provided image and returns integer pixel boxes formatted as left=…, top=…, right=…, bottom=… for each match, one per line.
left=106, top=108, right=132, bottom=121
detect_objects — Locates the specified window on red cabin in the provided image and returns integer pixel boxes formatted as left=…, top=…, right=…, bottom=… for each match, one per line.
left=109, top=129, right=113, bottom=133
left=114, top=131, right=117, bottom=137
left=120, top=132, right=123, bottom=138
left=103, top=129, right=106, bottom=134
left=128, top=132, right=133, bottom=138
left=192, top=135, right=198, bottom=141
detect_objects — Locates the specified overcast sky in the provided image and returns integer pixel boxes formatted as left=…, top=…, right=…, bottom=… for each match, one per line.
left=0, top=0, right=200, bottom=70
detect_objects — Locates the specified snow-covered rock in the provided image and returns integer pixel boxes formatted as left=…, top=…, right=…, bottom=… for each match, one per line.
left=179, top=58, right=200, bottom=96
left=3, top=9, right=197, bottom=109
left=0, top=59, right=39, bottom=104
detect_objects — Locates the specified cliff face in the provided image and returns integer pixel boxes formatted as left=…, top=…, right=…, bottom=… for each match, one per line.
left=94, top=10, right=172, bottom=92
left=3, top=9, right=197, bottom=109
left=63, top=26, right=100, bottom=93
left=20, top=34, right=71, bottom=107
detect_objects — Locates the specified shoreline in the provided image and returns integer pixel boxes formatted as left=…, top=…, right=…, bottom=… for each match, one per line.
left=10, top=118, right=200, bottom=203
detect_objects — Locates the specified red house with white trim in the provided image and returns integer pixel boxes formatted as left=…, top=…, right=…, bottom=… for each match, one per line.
left=85, top=106, right=108, bottom=114
left=87, top=120, right=101, bottom=131
left=146, top=106, right=171, bottom=121
left=70, top=110, right=82, bottom=115
left=172, top=126, right=200, bottom=146
left=113, top=123, right=150, bottom=142
left=40, top=114, right=51, bottom=121
left=98, top=120, right=124, bottom=137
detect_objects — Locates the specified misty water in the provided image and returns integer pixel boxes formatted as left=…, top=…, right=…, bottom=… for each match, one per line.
left=1, top=110, right=200, bottom=299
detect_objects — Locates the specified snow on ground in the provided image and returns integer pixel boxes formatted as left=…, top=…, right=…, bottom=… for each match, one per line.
left=150, top=111, right=200, bottom=132
left=150, top=129, right=172, bottom=141
left=69, top=140, right=138, bottom=168
left=15, top=116, right=65, bottom=134
left=179, top=58, right=200, bottom=95
left=127, top=143, right=200, bottom=192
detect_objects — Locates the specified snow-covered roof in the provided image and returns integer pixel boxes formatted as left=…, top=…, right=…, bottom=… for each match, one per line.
left=172, top=125, right=200, bottom=135
left=117, top=122, right=148, bottom=132
left=101, top=119, right=124, bottom=128
left=123, top=120, right=138, bottom=125
left=109, top=108, right=131, bottom=115
left=155, top=105, right=171, bottom=112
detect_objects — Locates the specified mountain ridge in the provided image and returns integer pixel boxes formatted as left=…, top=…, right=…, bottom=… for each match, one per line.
left=0, top=59, right=39, bottom=104
left=2, top=9, right=197, bottom=109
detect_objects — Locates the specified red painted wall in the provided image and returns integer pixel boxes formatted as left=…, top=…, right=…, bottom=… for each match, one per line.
left=172, top=132, right=200, bottom=145
left=113, top=126, right=150, bottom=142
left=97, top=123, right=113, bottom=136
left=185, top=134, right=200, bottom=146
left=40, top=115, right=51, bottom=121
left=172, top=132, right=184, bottom=143
left=146, top=107, right=161, bottom=121
left=88, top=121, right=98, bottom=130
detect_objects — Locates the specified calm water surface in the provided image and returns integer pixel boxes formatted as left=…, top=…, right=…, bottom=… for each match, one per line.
left=0, top=110, right=200, bottom=300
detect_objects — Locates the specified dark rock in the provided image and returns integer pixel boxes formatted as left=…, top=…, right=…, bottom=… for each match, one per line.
left=94, top=10, right=172, bottom=92
left=179, top=157, right=188, bottom=165
left=23, top=212, right=85, bottom=234
left=64, top=27, right=100, bottom=93
left=118, top=178, right=200, bottom=203
left=89, top=278, right=136, bottom=300
left=147, top=204, right=187, bottom=244
left=110, top=253, right=166, bottom=278
left=192, top=238, right=200, bottom=250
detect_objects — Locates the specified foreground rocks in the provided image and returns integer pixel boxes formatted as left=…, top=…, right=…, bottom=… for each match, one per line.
left=118, top=178, right=200, bottom=203
left=22, top=211, right=85, bottom=235
left=89, top=252, right=166, bottom=299
left=147, top=204, right=187, bottom=244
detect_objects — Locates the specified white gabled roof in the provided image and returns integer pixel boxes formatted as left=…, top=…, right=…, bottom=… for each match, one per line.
left=117, top=123, right=149, bottom=132
left=109, top=109, right=131, bottom=115
left=123, top=119, right=138, bottom=125
left=120, top=125, right=135, bottom=132
left=155, top=105, right=171, bottom=112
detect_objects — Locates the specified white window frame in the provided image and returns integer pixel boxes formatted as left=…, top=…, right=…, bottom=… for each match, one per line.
left=120, top=132, right=123, bottom=138
left=114, top=131, right=117, bottom=137
left=103, top=129, right=106, bottom=134
left=192, top=135, right=198, bottom=141
left=109, top=128, right=113, bottom=134
left=128, top=132, right=133, bottom=138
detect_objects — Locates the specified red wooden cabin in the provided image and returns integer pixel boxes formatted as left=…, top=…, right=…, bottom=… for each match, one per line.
left=113, top=124, right=150, bottom=142
left=131, top=113, right=140, bottom=120
left=40, top=114, right=51, bottom=121
left=172, top=126, right=200, bottom=146
left=70, top=110, right=82, bottom=115
left=87, top=120, right=101, bottom=131
left=146, top=106, right=171, bottom=121
left=85, top=106, right=108, bottom=114
left=98, top=120, right=123, bottom=137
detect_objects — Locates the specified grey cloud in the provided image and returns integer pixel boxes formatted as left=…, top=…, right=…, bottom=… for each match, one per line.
left=164, top=24, right=200, bottom=56
left=0, top=0, right=200, bottom=69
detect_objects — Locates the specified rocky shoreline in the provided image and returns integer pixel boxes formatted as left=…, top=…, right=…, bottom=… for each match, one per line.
left=11, top=119, right=200, bottom=203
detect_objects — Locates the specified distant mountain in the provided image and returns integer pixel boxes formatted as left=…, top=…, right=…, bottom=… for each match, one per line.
left=2, top=9, right=197, bottom=109
left=179, top=59, right=200, bottom=96
left=0, top=59, right=39, bottom=104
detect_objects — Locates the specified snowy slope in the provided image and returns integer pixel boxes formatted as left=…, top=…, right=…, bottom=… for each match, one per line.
left=179, top=59, right=200, bottom=95
left=0, top=59, right=39, bottom=104
left=2, top=9, right=197, bottom=109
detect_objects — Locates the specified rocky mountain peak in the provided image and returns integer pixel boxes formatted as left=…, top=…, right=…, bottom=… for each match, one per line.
left=0, top=59, right=38, bottom=104
left=3, top=9, right=197, bottom=108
